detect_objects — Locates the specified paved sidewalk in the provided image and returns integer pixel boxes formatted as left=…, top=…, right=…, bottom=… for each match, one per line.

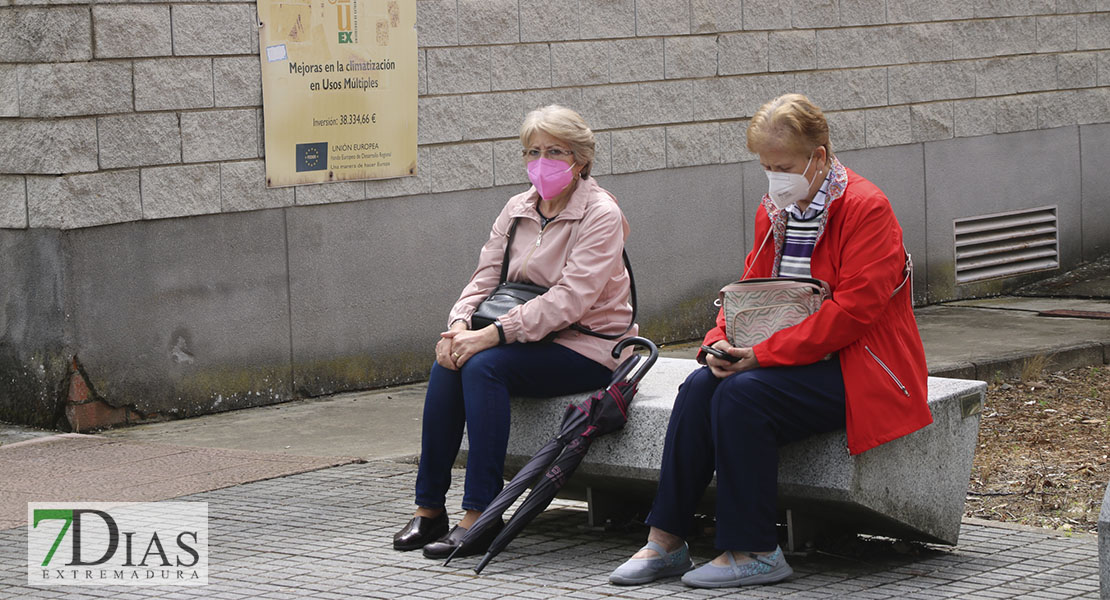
left=0, top=434, right=358, bottom=530
left=0, top=461, right=1102, bottom=599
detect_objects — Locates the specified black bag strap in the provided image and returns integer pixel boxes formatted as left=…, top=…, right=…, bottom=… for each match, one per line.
left=497, top=217, right=521, bottom=285
left=500, top=216, right=637, bottom=340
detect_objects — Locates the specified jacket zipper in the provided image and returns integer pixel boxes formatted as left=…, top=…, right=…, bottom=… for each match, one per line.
left=520, top=229, right=542, bottom=281
left=864, top=345, right=909, bottom=397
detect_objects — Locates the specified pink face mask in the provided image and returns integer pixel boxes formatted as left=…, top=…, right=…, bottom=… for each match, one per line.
left=527, top=157, right=576, bottom=200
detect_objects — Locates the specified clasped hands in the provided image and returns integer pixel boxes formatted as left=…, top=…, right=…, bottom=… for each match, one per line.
left=435, top=321, right=499, bottom=370
left=705, top=340, right=759, bottom=378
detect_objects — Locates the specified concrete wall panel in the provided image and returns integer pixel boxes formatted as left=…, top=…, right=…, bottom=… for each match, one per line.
left=0, top=229, right=68, bottom=428
left=286, top=187, right=505, bottom=396
left=740, top=160, right=765, bottom=252
left=601, top=164, right=746, bottom=342
left=839, top=144, right=929, bottom=304
left=65, top=211, right=293, bottom=418
left=923, top=127, right=1083, bottom=302
left=1081, top=123, right=1110, bottom=261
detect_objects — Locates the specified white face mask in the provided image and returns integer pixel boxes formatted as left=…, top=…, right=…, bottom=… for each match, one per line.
left=764, top=152, right=816, bottom=210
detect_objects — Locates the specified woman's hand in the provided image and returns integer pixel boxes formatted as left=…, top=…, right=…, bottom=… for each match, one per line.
left=440, top=324, right=500, bottom=369
left=706, top=340, right=759, bottom=378
left=435, top=321, right=469, bottom=370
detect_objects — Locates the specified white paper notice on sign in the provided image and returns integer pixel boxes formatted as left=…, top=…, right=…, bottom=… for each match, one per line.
left=266, top=44, right=288, bottom=62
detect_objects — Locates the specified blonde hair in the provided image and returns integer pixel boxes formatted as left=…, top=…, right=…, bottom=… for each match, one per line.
left=520, top=105, right=596, bottom=179
left=746, top=94, right=833, bottom=158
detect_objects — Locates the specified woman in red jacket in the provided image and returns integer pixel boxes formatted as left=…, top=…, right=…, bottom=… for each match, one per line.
left=609, top=94, right=932, bottom=589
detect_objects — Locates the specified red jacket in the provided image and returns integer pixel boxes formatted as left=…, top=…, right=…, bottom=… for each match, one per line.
left=702, top=161, right=932, bottom=455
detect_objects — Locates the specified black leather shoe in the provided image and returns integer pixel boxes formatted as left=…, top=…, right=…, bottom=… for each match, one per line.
left=422, top=519, right=504, bottom=559
left=393, top=512, right=449, bottom=551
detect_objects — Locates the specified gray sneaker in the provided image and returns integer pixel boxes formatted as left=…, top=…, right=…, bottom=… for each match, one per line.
left=609, top=540, right=694, bottom=585
left=681, top=546, right=793, bottom=588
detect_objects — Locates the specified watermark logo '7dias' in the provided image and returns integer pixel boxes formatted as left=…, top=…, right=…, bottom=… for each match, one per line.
left=27, top=502, right=208, bottom=586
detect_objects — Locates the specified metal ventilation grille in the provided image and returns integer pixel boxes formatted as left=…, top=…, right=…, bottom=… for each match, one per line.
left=954, top=206, right=1059, bottom=284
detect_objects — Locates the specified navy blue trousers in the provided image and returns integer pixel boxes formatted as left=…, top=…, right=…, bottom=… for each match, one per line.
left=645, top=359, right=846, bottom=551
left=414, top=343, right=612, bottom=512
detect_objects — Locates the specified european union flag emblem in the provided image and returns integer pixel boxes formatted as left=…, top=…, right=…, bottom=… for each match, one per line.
left=296, top=142, right=328, bottom=172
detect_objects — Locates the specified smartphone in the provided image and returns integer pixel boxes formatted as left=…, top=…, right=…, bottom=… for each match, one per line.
left=701, top=345, right=740, bottom=363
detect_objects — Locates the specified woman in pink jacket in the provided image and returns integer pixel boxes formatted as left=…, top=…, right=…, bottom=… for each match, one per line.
left=393, top=105, right=637, bottom=559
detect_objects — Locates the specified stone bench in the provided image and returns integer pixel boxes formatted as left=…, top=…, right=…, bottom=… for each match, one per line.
left=480, top=357, right=986, bottom=551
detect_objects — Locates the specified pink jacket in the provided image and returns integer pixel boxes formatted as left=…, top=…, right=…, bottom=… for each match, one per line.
left=448, top=177, right=637, bottom=370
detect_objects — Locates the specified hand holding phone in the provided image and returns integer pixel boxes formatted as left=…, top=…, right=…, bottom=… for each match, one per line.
left=701, top=345, right=740, bottom=363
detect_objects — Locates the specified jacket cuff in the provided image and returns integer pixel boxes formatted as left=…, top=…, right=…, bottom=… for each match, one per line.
left=499, top=312, right=521, bottom=344
left=447, top=308, right=474, bottom=330
left=699, top=329, right=727, bottom=364
left=752, top=343, right=776, bottom=367
left=695, top=349, right=708, bottom=365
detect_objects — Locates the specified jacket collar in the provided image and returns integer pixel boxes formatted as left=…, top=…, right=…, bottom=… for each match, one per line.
left=763, top=156, right=848, bottom=276
left=508, top=176, right=596, bottom=222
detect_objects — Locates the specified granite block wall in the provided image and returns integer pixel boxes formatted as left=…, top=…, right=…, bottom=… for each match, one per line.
left=0, top=2, right=1107, bottom=230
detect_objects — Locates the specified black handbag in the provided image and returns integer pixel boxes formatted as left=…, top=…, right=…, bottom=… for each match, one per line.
left=470, top=217, right=637, bottom=341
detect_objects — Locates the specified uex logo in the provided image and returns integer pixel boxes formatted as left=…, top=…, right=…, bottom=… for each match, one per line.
left=27, top=502, right=208, bottom=586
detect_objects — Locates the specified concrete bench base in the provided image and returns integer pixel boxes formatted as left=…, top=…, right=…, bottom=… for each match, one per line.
left=469, top=357, right=985, bottom=550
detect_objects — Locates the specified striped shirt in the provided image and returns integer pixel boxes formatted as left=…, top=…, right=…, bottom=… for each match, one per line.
left=779, top=218, right=821, bottom=277
left=778, top=170, right=834, bottom=278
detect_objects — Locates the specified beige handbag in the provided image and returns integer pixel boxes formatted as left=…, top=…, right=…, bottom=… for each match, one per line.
left=716, top=277, right=831, bottom=347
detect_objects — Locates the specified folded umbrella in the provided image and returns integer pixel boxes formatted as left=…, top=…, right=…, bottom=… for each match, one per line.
left=445, top=336, right=659, bottom=573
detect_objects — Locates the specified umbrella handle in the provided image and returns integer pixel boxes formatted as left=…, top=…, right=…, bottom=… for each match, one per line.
left=611, top=336, right=658, bottom=386
left=609, top=354, right=639, bottom=385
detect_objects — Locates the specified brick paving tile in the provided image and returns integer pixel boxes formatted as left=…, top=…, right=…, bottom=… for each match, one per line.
left=1019, top=591, right=1088, bottom=600
left=1056, top=580, right=1100, bottom=593
left=933, top=581, right=993, bottom=594
left=998, top=561, right=1060, bottom=575
left=901, top=575, right=959, bottom=588
left=921, top=565, right=977, bottom=579
left=896, top=591, right=957, bottom=599
left=212, top=592, right=255, bottom=600
left=966, top=589, right=1024, bottom=599
left=512, top=588, right=560, bottom=598
left=976, top=571, right=1026, bottom=584
left=916, top=591, right=968, bottom=599
left=842, top=592, right=903, bottom=599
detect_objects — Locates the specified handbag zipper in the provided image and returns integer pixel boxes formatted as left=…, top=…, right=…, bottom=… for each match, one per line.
left=864, top=345, right=909, bottom=397
left=733, top=302, right=813, bottom=313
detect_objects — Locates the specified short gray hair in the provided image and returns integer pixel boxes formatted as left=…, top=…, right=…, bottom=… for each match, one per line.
left=747, top=93, right=833, bottom=158
left=519, top=105, right=596, bottom=179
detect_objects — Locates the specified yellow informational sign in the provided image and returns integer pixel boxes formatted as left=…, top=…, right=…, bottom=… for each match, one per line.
left=257, top=0, right=416, bottom=187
